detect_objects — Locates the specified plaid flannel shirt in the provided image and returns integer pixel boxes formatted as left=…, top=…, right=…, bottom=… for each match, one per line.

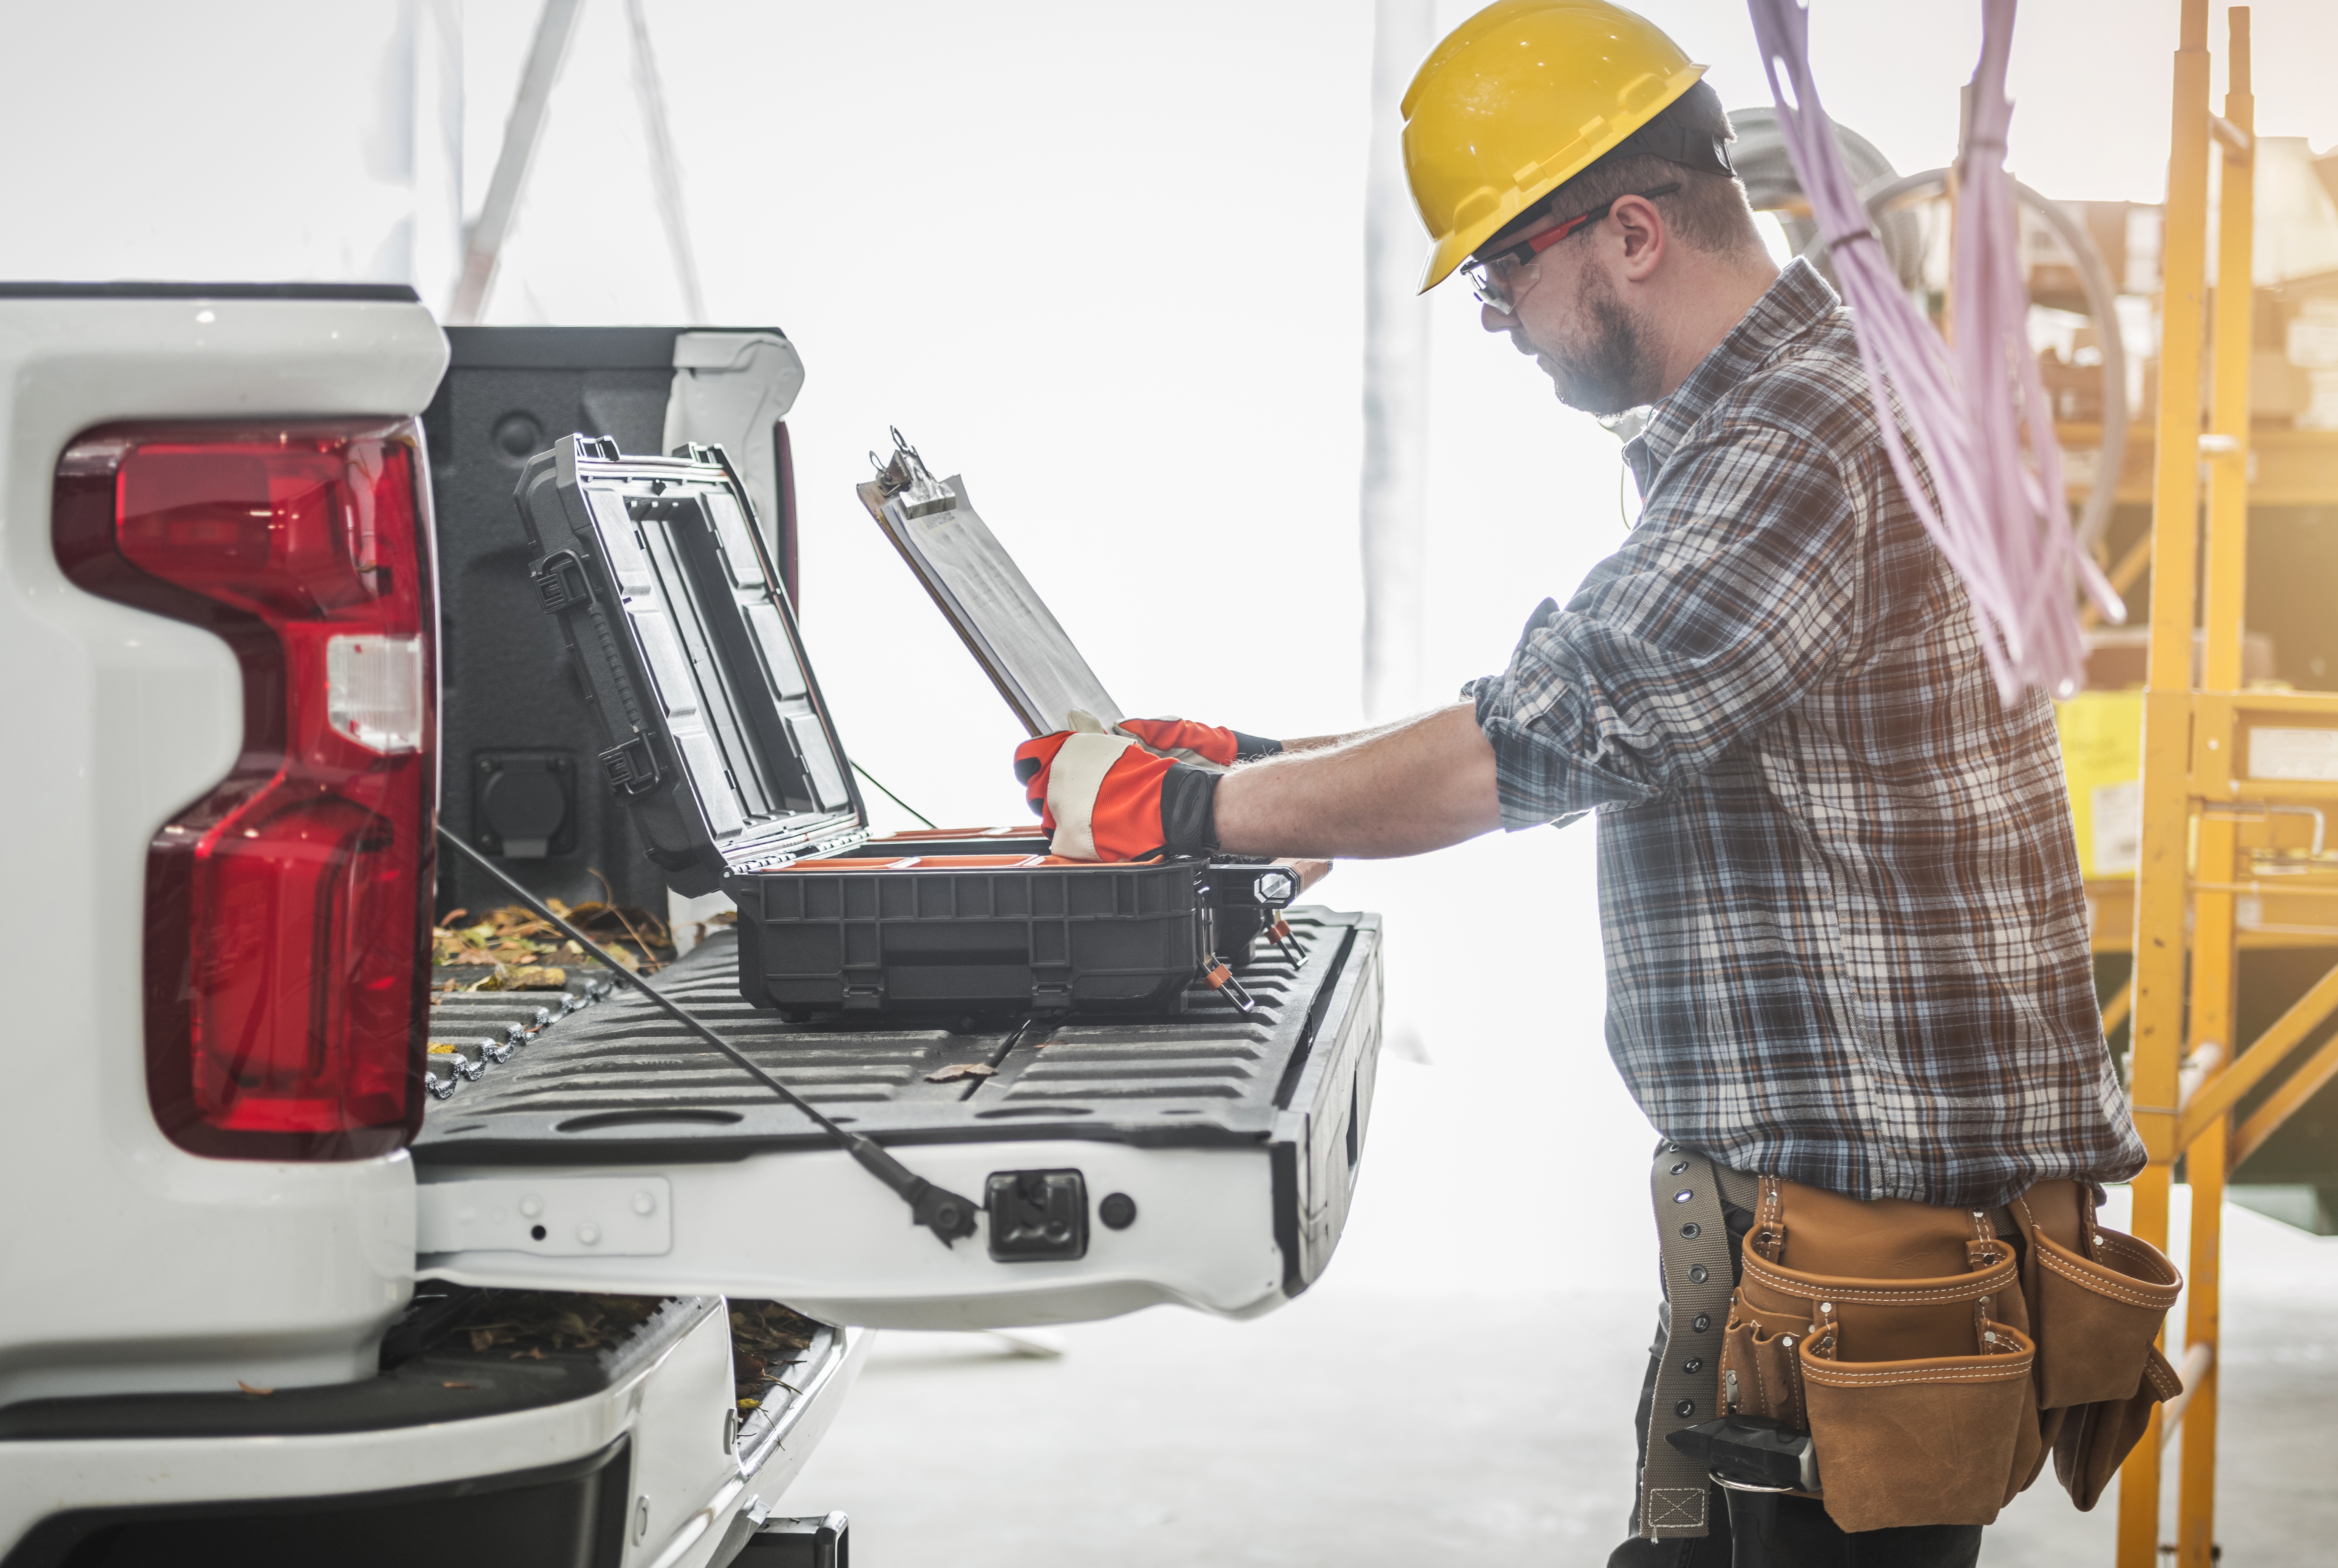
left=1465, top=259, right=2144, bottom=1209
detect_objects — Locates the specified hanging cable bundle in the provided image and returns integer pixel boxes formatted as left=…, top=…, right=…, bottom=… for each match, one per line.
left=1745, top=0, right=2122, bottom=703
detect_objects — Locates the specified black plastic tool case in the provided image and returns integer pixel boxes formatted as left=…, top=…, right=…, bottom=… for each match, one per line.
left=738, top=827, right=1299, bottom=1018
left=514, top=436, right=1291, bottom=1016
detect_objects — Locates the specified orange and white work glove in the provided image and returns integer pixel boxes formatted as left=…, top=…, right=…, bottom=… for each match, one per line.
left=1013, top=728, right=1223, bottom=862
left=1108, top=715, right=1284, bottom=771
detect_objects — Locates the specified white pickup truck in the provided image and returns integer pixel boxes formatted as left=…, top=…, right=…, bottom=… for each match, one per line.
left=0, top=282, right=1382, bottom=1568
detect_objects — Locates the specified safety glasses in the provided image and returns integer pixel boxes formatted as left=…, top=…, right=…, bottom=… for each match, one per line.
left=1463, top=184, right=1682, bottom=313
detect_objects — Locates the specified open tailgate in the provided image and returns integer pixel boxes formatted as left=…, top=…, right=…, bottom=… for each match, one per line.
left=411, top=911, right=1380, bottom=1327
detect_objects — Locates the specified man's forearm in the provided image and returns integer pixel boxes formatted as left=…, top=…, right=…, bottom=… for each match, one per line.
left=1273, top=715, right=1413, bottom=754
left=1212, top=703, right=1502, bottom=859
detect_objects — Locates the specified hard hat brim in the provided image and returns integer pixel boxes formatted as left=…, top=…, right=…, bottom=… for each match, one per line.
left=1416, top=62, right=1708, bottom=295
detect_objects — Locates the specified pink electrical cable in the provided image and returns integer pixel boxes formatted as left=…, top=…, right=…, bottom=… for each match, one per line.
left=1746, top=0, right=2122, bottom=704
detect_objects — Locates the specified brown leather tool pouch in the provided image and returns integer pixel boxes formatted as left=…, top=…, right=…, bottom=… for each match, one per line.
left=2052, top=1343, right=2185, bottom=1510
left=1728, top=1177, right=2037, bottom=1533
left=1798, top=1322, right=2038, bottom=1533
left=1718, top=1311, right=1808, bottom=1431
left=2006, top=1183, right=2183, bottom=1508
left=2017, top=1206, right=2183, bottom=1410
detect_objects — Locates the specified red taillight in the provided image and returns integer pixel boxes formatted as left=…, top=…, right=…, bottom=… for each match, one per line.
left=56, top=422, right=437, bottom=1160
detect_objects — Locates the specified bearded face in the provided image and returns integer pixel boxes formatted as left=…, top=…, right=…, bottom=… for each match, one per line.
left=1535, top=262, right=1663, bottom=416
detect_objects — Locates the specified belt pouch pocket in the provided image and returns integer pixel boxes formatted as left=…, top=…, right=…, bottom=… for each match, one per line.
left=2054, top=1342, right=2184, bottom=1511
left=1798, top=1324, right=2037, bottom=1534
left=2030, top=1224, right=2182, bottom=1410
left=1719, top=1304, right=1807, bottom=1429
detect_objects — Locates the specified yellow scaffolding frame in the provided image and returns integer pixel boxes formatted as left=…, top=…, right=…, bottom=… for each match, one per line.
left=2117, top=7, right=2338, bottom=1564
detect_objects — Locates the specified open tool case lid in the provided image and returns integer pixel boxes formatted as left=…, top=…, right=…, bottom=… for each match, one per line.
left=514, top=436, right=866, bottom=897
left=856, top=431, right=1119, bottom=737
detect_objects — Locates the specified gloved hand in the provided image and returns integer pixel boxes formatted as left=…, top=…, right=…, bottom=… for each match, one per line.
left=1014, top=728, right=1221, bottom=862
left=1110, top=716, right=1284, bottom=771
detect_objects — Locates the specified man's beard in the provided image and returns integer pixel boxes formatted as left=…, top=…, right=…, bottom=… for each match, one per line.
left=1544, top=269, right=1660, bottom=416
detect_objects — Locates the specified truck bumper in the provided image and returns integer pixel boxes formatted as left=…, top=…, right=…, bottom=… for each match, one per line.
left=0, top=1303, right=867, bottom=1568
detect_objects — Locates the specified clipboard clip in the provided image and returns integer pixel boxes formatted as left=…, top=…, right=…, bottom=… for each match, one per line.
left=870, top=428, right=957, bottom=519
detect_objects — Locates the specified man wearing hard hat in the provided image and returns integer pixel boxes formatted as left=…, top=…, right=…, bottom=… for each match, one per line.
left=1018, top=5, right=2157, bottom=1564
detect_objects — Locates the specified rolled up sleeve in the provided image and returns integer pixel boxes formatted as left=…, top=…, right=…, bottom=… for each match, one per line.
left=1469, top=420, right=1861, bottom=830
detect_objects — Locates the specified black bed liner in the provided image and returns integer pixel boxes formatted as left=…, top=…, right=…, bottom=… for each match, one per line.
left=414, top=909, right=1375, bottom=1168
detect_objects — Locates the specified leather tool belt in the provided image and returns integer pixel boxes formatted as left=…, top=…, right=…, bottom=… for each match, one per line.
left=1642, top=1148, right=2183, bottom=1537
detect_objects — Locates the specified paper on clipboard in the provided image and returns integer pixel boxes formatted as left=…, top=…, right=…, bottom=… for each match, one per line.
left=856, top=447, right=1121, bottom=738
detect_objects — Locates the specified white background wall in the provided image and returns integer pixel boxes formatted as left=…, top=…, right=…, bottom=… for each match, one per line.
left=10, top=0, right=2336, bottom=811
left=6, top=0, right=2337, bottom=1290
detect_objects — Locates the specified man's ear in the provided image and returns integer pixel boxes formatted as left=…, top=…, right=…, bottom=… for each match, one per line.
left=1612, top=195, right=1666, bottom=282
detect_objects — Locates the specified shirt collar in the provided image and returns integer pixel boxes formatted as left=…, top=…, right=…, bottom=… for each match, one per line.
left=1621, top=258, right=1839, bottom=487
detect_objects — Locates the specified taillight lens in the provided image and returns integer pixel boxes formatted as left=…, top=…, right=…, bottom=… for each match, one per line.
left=55, top=422, right=437, bottom=1160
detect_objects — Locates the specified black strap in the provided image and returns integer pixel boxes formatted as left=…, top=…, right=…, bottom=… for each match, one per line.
left=1616, top=120, right=1737, bottom=179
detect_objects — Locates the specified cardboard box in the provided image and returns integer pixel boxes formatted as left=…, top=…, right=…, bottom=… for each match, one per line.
left=2056, top=691, right=2144, bottom=879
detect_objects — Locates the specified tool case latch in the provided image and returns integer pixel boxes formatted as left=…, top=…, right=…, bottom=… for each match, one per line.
left=1029, top=961, right=1073, bottom=1014
left=532, top=550, right=594, bottom=614
left=600, top=733, right=664, bottom=795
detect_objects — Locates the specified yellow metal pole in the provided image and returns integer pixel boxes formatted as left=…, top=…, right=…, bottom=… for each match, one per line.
left=2232, top=1032, right=2338, bottom=1166
left=2176, top=14, right=2252, bottom=1565
left=2120, top=2, right=2213, bottom=1561
left=2176, top=956, right=2338, bottom=1140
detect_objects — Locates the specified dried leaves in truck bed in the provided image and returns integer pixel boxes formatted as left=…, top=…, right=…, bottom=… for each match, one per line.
left=432, top=904, right=564, bottom=969
left=730, top=1299, right=820, bottom=1404
left=432, top=891, right=672, bottom=975
left=455, top=1291, right=664, bottom=1357
left=563, top=897, right=673, bottom=957
left=466, top=962, right=570, bottom=992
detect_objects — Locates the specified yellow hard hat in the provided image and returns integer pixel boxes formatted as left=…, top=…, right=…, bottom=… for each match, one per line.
left=1402, top=0, right=1707, bottom=293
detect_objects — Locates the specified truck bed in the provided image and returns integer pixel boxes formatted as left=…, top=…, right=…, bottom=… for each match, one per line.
left=415, top=909, right=1373, bottom=1162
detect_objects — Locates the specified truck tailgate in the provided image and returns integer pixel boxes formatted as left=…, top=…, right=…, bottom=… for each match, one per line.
left=411, top=910, right=1381, bottom=1326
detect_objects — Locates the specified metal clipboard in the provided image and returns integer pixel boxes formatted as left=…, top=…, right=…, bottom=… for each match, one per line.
left=855, top=433, right=1121, bottom=737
